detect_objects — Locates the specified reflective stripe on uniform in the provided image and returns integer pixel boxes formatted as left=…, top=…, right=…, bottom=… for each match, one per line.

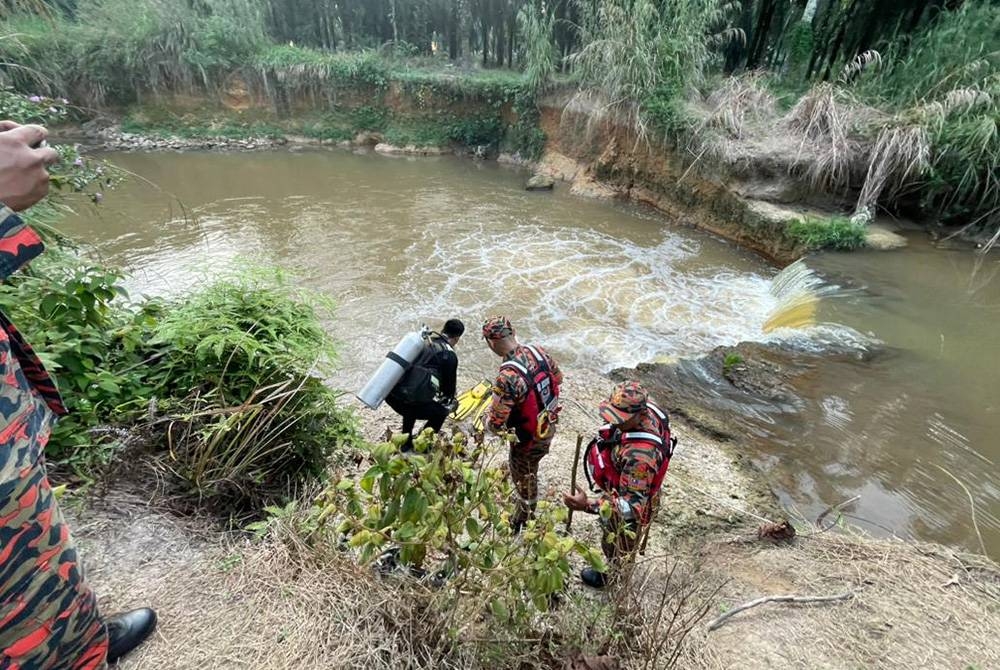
left=647, top=402, right=667, bottom=421
left=500, top=360, right=529, bottom=376
left=623, top=431, right=664, bottom=444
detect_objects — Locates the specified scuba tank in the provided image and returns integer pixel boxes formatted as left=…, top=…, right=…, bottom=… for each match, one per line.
left=356, top=326, right=431, bottom=409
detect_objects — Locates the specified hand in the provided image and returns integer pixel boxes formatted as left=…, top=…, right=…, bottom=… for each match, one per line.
left=0, top=122, right=61, bottom=211
left=563, top=485, right=589, bottom=512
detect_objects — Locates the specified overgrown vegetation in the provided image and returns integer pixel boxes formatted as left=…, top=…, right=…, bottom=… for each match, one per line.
left=1, top=245, right=359, bottom=509
left=2, top=0, right=993, bottom=241
left=786, top=215, right=867, bottom=252
left=248, top=428, right=716, bottom=667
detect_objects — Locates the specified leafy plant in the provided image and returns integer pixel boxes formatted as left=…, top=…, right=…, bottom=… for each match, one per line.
left=517, top=0, right=556, bottom=93
left=722, top=352, right=743, bottom=376
left=312, top=429, right=606, bottom=623
left=786, top=215, right=866, bottom=251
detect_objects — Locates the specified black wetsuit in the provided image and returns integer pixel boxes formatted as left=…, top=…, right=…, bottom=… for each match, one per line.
left=385, top=334, right=457, bottom=447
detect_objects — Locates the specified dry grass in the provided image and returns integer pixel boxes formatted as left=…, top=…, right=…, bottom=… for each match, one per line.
left=69, top=489, right=1000, bottom=670
left=692, top=530, right=1000, bottom=669
left=703, top=72, right=776, bottom=139
left=783, top=82, right=876, bottom=194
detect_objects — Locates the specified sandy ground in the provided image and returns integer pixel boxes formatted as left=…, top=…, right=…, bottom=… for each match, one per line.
left=63, top=363, right=1000, bottom=669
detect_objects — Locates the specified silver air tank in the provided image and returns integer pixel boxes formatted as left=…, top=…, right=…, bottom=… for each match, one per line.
left=356, top=327, right=430, bottom=409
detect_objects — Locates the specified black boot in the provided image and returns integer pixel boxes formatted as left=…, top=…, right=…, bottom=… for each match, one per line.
left=105, top=608, right=157, bottom=664
left=580, top=568, right=608, bottom=589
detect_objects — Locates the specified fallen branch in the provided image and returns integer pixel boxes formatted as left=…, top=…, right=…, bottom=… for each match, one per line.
left=707, top=591, right=855, bottom=632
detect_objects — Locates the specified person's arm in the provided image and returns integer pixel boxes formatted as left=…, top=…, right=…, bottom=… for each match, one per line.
left=612, top=443, right=659, bottom=523
left=485, top=369, right=523, bottom=434
left=0, top=122, right=60, bottom=282
left=438, top=350, right=457, bottom=401
left=546, top=349, right=564, bottom=386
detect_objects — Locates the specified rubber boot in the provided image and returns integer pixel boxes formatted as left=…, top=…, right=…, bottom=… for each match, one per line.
left=105, top=608, right=157, bottom=664
left=580, top=567, right=608, bottom=589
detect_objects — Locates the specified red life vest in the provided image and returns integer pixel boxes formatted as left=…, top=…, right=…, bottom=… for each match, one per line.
left=583, top=403, right=676, bottom=509
left=500, top=344, right=560, bottom=442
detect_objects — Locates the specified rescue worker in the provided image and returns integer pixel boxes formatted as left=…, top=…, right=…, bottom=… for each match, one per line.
left=384, top=319, right=463, bottom=451
left=563, top=381, right=674, bottom=588
left=0, top=121, right=156, bottom=668
left=482, top=316, right=562, bottom=532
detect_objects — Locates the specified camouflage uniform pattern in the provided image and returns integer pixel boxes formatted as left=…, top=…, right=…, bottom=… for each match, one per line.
left=601, top=408, right=669, bottom=526
left=486, top=344, right=563, bottom=526
left=592, top=382, right=670, bottom=563
left=0, top=210, right=108, bottom=670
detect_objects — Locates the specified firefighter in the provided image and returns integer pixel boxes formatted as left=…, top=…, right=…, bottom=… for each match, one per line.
left=482, top=316, right=562, bottom=532
left=563, top=381, right=675, bottom=588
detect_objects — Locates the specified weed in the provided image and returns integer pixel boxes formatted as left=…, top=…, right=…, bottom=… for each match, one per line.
left=723, top=353, right=743, bottom=376
left=786, top=215, right=866, bottom=252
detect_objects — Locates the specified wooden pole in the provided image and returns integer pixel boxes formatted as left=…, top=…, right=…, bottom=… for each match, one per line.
left=566, top=433, right=583, bottom=533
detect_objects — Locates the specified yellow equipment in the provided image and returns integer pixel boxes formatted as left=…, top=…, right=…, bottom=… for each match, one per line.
left=451, top=378, right=493, bottom=431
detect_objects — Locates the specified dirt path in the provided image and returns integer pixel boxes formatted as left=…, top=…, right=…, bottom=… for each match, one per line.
left=64, top=363, right=1000, bottom=669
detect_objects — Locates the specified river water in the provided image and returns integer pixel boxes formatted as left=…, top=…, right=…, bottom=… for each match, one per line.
left=58, top=149, right=1000, bottom=557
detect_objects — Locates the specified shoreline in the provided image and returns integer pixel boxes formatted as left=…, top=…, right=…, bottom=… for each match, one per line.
left=66, top=360, right=1000, bottom=669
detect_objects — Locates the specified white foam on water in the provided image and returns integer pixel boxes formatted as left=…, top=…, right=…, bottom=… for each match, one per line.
left=393, top=221, right=787, bottom=371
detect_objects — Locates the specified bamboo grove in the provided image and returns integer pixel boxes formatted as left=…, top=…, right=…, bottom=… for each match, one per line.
left=4, top=0, right=988, bottom=77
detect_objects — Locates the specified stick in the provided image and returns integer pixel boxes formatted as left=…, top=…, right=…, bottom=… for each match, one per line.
left=934, top=464, right=988, bottom=556
left=706, top=591, right=855, bottom=632
left=567, top=433, right=583, bottom=533
left=814, top=494, right=861, bottom=531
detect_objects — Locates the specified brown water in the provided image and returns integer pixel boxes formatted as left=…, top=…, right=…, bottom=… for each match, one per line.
left=58, top=150, right=1000, bottom=557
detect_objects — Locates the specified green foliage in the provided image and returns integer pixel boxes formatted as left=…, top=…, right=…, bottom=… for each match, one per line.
left=0, top=0, right=269, bottom=105
left=517, top=0, right=556, bottom=93
left=120, top=112, right=285, bottom=140
left=569, top=0, right=737, bottom=140
left=0, top=245, right=358, bottom=504
left=0, top=249, right=151, bottom=472
left=786, top=216, right=866, bottom=252
left=0, top=88, right=70, bottom=124
left=302, top=429, right=606, bottom=624
left=350, top=105, right=388, bottom=131
left=134, top=266, right=357, bottom=508
left=855, top=2, right=999, bottom=111
left=722, top=352, right=743, bottom=375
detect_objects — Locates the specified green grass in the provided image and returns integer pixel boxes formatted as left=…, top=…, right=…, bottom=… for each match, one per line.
left=786, top=215, right=867, bottom=251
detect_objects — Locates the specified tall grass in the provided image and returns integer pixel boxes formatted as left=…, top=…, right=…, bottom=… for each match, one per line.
left=0, top=0, right=268, bottom=105
left=567, top=0, right=739, bottom=141
left=516, top=0, right=556, bottom=93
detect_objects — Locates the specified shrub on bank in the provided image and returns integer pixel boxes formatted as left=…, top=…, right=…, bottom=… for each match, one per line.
left=786, top=216, right=867, bottom=252
left=0, top=243, right=359, bottom=510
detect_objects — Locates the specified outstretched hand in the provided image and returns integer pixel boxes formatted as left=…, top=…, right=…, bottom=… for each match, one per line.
left=0, top=121, right=61, bottom=212
left=563, top=485, right=589, bottom=512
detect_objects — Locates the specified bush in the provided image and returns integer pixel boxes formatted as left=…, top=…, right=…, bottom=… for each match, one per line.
left=0, top=248, right=154, bottom=473
left=137, top=267, right=358, bottom=509
left=786, top=215, right=866, bottom=251
left=277, top=428, right=605, bottom=626
left=1, top=247, right=358, bottom=508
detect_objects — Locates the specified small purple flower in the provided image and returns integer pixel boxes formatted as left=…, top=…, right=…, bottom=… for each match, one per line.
left=73, top=157, right=84, bottom=167
left=28, top=95, right=42, bottom=103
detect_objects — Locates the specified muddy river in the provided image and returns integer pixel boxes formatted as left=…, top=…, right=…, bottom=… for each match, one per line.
left=58, top=149, right=1000, bottom=557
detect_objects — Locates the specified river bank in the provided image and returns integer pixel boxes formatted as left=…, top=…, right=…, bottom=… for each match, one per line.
left=61, top=111, right=923, bottom=267
left=66, top=363, right=1000, bottom=669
